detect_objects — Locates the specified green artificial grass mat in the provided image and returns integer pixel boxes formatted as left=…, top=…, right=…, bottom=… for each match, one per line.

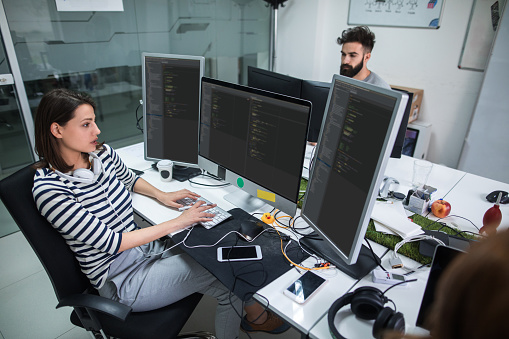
left=297, top=178, right=478, bottom=265
left=366, top=214, right=478, bottom=265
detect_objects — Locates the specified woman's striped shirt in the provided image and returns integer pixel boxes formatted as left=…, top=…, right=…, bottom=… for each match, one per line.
left=32, top=144, right=140, bottom=289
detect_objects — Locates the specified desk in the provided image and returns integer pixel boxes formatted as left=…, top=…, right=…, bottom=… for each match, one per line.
left=383, top=156, right=467, bottom=201
left=117, top=142, right=508, bottom=338
left=308, top=241, right=430, bottom=339
left=438, top=172, right=509, bottom=233
left=118, top=143, right=324, bottom=335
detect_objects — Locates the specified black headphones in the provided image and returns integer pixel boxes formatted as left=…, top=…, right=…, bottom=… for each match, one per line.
left=328, top=286, right=405, bottom=339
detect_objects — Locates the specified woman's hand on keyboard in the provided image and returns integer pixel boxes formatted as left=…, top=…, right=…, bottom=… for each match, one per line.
left=156, top=189, right=200, bottom=209
left=176, top=200, right=216, bottom=227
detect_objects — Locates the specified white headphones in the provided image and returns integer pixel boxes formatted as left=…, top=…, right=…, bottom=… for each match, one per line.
left=55, top=153, right=103, bottom=184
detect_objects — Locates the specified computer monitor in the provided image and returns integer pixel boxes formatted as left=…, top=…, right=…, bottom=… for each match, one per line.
left=247, top=66, right=302, bottom=98
left=142, top=53, right=204, bottom=179
left=300, top=74, right=408, bottom=279
left=300, top=80, right=331, bottom=143
left=389, top=87, right=414, bottom=158
left=198, top=77, right=311, bottom=216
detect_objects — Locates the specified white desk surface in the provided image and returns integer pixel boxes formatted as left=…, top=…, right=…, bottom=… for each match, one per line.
left=383, top=155, right=467, bottom=201
left=115, top=142, right=153, bottom=172
left=254, top=256, right=356, bottom=335
left=308, top=240, right=431, bottom=339
left=116, top=143, right=506, bottom=338
left=118, top=143, right=281, bottom=234
left=437, top=172, right=509, bottom=233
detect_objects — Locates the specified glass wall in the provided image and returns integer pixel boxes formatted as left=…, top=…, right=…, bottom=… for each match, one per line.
left=2, top=0, right=270, bottom=148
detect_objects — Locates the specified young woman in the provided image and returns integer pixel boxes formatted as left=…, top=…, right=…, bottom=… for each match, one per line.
left=32, top=88, right=289, bottom=338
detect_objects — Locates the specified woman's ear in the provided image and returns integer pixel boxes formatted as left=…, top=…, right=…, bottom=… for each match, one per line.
left=50, top=122, right=63, bottom=139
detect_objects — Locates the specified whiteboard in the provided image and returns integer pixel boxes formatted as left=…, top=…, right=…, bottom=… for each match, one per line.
left=348, top=0, right=445, bottom=29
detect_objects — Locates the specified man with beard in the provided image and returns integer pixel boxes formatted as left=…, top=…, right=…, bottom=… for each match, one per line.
left=337, top=26, right=391, bottom=89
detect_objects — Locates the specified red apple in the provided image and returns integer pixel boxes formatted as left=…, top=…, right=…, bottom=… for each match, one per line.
left=431, top=199, right=451, bottom=218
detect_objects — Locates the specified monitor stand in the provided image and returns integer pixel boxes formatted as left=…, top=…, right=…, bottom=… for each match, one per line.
left=300, top=235, right=380, bottom=280
left=173, top=165, right=202, bottom=182
left=224, top=189, right=265, bottom=214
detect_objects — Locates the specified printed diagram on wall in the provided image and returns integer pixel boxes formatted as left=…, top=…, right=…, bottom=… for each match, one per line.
left=348, top=0, right=445, bottom=28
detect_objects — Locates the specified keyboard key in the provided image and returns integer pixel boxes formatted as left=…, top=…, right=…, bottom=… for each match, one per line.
left=177, top=196, right=232, bottom=229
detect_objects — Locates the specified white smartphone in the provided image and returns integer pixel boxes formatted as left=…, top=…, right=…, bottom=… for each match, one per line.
left=283, top=271, right=327, bottom=304
left=216, top=245, right=262, bottom=262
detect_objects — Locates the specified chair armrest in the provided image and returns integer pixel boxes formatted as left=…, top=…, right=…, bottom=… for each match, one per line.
left=56, top=293, right=132, bottom=321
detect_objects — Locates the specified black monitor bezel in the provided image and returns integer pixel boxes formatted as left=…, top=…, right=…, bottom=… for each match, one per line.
left=390, top=87, right=414, bottom=158
left=247, top=66, right=303, bottom=98
left=300, top=79, right=331, bottom=143
left=142, top=52, right=204, bottom=167
left=198, top=76, right=312, bottom=214
left=301, top=74, right=408, bottom=266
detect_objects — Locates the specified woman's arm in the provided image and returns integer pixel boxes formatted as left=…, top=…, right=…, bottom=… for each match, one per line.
left=118, top=200, right=214, bottom=252
left=132, top=177, right=201, bottom=208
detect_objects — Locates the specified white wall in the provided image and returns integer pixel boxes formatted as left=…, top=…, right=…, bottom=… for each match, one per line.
left=275, top=0, right=485, bottom=169
left=458, top=8, right=509, bottom=183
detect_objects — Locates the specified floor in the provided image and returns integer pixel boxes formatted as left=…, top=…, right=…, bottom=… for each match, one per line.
left=0, top=231, right=302, bottom=339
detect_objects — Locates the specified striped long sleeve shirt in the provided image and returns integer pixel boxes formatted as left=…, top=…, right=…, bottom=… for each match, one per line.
left=32, top=144, right=140, bottom=289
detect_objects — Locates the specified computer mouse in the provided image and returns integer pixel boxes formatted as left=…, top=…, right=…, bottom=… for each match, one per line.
left=486, top=190, right=509, bottom=204
left=238, top=220, right=264, bottom=241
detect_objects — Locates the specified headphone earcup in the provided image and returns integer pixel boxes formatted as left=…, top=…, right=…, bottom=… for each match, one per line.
left=372, top=307, right=405, bottom=339
left=92, top=157, right=102, bottom=175
left=73, top=168, right=95, bottom=181
left=350, top=287, right=386, bottom=320
left=328, top=293, right=353, bottom=339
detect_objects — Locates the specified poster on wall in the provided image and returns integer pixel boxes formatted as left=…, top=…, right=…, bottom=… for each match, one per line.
left=348, top=0, right=445, bottom=29
left=55, top=0, right=124, bottom=12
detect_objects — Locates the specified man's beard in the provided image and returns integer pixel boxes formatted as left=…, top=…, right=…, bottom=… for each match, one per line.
left=340, top=59, right=364, bottom=78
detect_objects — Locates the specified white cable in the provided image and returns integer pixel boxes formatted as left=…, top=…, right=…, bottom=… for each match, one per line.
left=393, top=234, right=445, bottom=259
left=181, top=227, right=270, bottom=249
left=136, top=237, right=185, bottom=257
left=391, top=234, right=445, bottom=273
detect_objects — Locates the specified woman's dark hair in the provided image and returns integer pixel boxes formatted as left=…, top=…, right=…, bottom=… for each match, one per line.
left=34, top=88, right=101, bottom=172
left=337, top=26, right=376, bottom=53
left=425, top=229, right=509, bottom=339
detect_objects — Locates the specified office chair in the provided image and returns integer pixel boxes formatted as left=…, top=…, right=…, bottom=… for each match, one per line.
left=0, top=165, right=209, bottom=339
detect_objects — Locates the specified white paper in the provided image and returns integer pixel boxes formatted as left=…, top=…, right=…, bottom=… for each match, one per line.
left=371, top=201, right=423, bottom=238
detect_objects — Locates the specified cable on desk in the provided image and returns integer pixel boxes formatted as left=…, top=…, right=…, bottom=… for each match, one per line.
left=364, top=237, right=386, bottom=271
left=423, top=214, right=481, bottom=233
left=135, top=102, right=143, bottom=132
left=181, top=226, right=269, bottom=249
left=188, top=173, right=231, bottom=187
left=221, top=236, right=271, bottom=339
left=236, top=292, right=272, bottom=339
left=441, top=171, right=468, bottom=200
left=272, top=226, right=331, bottom=272
left=404, top=263, right=429, bottom=276
left=383, top=279, right=418, bottom=296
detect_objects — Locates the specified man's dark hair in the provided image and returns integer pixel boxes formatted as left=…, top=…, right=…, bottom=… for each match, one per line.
left=337, top=26, right=375, bottom=53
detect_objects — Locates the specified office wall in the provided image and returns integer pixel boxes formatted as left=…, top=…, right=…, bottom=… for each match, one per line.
left=458, top=8, right=509, bottom=183
left=275, top=0, right=485, bottom=169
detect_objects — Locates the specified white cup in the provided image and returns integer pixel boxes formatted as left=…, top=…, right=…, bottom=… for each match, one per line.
left=157, top=160, right=173, bottom=182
